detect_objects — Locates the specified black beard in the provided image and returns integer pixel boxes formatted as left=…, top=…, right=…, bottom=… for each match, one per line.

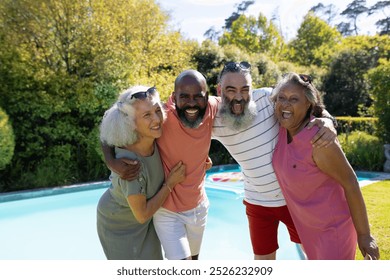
left=219, top=97, right=257, bottom=131
left=175, top=104, right=207, bottom=128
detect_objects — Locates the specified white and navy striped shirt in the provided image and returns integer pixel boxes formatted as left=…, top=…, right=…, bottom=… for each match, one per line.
left=212, top=88, right=286, bottom=207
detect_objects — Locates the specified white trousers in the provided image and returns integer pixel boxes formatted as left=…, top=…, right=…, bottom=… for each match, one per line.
left=153, top=199, right=209, bottom=260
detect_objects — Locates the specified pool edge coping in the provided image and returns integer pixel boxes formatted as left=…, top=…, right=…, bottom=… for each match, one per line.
left=0, top=181, right=110, bottom=203
left=1, top=167, right=389, bottom=203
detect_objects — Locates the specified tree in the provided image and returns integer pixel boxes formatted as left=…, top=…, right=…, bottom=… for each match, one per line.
left=0, top=108, right=14, bottom=170
left=369, top=1, right=390, bottom=35
left=0, top=0, right=195, bottom=190
left=288, top=12, right=342, bottom=67
left=321, top=33, right=390, bottom=117
left=251, top=54, right=282, bottom=88
left=224, top=1, right=255, bottom=30
left=375, top=18, right=390, bottom=35
left=310, top=3, right=339, bottom=24
left=219, top=13, right=285, bottom=61
left=204, top=0, right=254, bottom=42
left=322, top=49, right=373, bottom=116
left=191, top=40, right=225, bottom=94
left=336, top=22, right=354, bottom=36
left=367, top=59, right=390, bottom=143
left=338, top=0, right=369, bottom=36
left=204, top=27, right=221, bottom=42
left=322, top=35, right=390, bottom=116
left=335, top=34, right=390, bottom=66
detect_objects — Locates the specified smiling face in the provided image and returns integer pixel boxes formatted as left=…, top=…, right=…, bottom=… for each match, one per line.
left=274, top=82, right=312, bottom=136
left=217, top=71, right=257, bottom=130
left=133, top=98, right=164, bottom=141
left=173, top=75, right=208, bottom=128
left=219, top=71, right=252, bottom=116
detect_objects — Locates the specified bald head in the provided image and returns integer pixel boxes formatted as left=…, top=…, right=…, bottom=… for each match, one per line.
left=174, top=69, right=208, bottom=92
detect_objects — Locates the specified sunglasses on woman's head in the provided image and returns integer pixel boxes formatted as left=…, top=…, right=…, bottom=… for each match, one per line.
left=299, top=74, right=312, bottom=83
left=130, top=86, right=157, bottom=100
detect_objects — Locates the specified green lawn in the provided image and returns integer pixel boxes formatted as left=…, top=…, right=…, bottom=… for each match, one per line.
left=355, top=180, right=390, bottom=260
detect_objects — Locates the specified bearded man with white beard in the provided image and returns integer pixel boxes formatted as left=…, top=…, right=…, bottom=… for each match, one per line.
left=212, top=62, right=337, bottom=260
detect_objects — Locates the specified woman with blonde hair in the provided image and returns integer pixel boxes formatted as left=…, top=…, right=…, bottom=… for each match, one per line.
left=97, top=85, right=185, bottom=260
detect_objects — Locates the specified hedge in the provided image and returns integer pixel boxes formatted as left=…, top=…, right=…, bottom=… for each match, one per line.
left=0, top=108, right=15, bottom=170
left=336, top=116, right=378, bottom=135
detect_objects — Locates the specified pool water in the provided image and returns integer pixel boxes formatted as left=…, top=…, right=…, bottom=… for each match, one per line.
left=0, top=188, right=105, bottom=259
left=355, top=172, right=377, bottom=181
left=2, top=165, right=353, bottom=260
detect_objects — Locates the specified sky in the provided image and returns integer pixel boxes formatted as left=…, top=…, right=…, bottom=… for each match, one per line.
left=157, top=0, right=382, bottom=42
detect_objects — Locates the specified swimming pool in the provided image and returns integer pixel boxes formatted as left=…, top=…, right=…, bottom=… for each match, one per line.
left=1, top=164, right=383, bottom=260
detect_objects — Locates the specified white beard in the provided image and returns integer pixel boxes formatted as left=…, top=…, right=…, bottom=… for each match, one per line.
left=219, top=99, right=257, bottom=131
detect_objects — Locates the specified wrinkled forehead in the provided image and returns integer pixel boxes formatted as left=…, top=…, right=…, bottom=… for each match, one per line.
left=132, top=95, right=162, bottom=111
left=175, top=76, right=207, bottom=95
left=177, top=75, right=206, bottom=87
left=274, top=83, right=312, bottom=105
left=279, top=81, right=306, bottom=94
left=220, top=71, right=252, bottom=90
left=221, top=70, right=251, bottom=82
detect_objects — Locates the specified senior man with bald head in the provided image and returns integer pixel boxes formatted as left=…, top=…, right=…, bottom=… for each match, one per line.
left=103, top=70, right=218, bottom=260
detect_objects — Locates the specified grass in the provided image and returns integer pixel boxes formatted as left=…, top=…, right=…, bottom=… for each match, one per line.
left=355, top=179, right=390, bottom=260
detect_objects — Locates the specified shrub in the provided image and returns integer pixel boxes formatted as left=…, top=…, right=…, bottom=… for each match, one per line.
left=367, top=59, right=390, bottom=143
left=338, top=131, right=385, bottom=171
left=0, top=108, right=15, bottom=170
left=322, top=49, right=374, bottom=116
left=7, top=144, right=77, bottom=191
left=336, top=116, right=378, bottom=135
left=209, top=140, right=236, bottom=166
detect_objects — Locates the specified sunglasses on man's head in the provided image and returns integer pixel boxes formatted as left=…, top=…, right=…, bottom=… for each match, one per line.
left=222, top=61, right=251, bottom=72
left=130, top=86, right=157, bottom=100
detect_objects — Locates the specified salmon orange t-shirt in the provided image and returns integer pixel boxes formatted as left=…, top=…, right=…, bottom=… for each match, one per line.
left=157, top=95, right=219, bottom=212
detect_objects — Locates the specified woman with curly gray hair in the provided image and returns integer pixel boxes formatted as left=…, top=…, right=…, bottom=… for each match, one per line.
left=271, top=73, right=379, bottom=260
left=97, top=85, right=186, bottom=260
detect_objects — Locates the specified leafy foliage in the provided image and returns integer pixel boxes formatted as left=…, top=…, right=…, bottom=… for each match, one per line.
left=368, top=1, right=390, bottom=35
left=224, top=1, right=255, bottom=30
left=0, top=0, right=195, bottom=191
left=287, top=12, right=342, bottom=67
left=219, top=14, right=286, bottom=61
left=251, top=55, right=281, bottom=88
left=0, top=108, right=15, bottom=170
left=191, top=41, right=226, bottom=94
left=336, top=116, right=378, bottom=135
left=204, top=0, right=255, bottom=42
left=367, top=59, right=390, bottom=143
left=1, top=0, right=390, bottom=192
left=338, top=0, right=369, bottom=36
left=309, top=3, right=339, bottom=24
left=338, top=130, right=385, bottom=171
left=322, top=49, right=373, bottom=116
left=322, top=35, right=390, bottom=116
